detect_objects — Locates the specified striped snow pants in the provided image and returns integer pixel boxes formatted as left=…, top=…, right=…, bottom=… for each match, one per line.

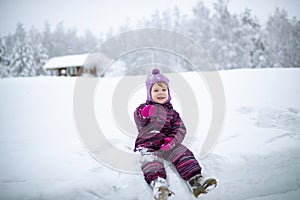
left=140, top=144, right=202, bottom=184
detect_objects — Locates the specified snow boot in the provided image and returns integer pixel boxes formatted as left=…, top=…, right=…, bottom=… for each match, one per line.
left=150, top=177, right=175, bottom=200
left=187, top=174, right=217, bottom=198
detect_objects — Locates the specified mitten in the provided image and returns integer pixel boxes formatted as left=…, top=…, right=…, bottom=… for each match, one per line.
left=160, top=137, right=175, bottom=151
left=141, top=105, right=157, bottom=118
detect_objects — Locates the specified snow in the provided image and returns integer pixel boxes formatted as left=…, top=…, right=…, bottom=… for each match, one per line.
left=43, top=54, right=89, bottom=69
left=0, top=68, right=300, bottom=200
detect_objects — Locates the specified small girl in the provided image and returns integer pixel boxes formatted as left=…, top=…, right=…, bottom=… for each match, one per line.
left=133, top=69, right=217, bottom=200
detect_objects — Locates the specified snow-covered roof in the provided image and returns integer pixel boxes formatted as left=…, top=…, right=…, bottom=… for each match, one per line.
left=43, top=54, right=89, bottom=69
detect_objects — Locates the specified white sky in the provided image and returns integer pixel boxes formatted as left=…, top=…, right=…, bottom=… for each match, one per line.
left=0, top=0, right=299, bottom=37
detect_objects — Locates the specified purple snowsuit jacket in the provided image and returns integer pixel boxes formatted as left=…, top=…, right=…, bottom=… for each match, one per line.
left=134, top=101, right=186, bottom=152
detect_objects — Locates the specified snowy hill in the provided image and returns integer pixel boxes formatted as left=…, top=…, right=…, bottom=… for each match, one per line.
left=0, top=68, right=300, bottom=200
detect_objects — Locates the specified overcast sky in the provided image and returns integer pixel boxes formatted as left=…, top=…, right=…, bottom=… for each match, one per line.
left=0, top=0, right=299, bottom=37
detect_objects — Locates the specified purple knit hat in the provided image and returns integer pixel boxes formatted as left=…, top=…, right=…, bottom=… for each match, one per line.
left=146, top=68, right=171, bottom=102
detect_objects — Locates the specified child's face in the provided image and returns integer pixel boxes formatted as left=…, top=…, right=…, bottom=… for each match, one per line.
left=151, top=82, right=169, bottom=104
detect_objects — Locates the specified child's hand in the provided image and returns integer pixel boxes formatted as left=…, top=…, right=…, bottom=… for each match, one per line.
left=160, top=137, right=175, bottom=151
left=141, top=105, right=157, bottom=118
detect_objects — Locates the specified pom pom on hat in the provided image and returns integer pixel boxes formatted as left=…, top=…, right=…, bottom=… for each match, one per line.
left=152, top=68, right=160, bottom=75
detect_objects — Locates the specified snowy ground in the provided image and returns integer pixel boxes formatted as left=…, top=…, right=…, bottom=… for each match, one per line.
left=0, top=68, right=300, bottom=200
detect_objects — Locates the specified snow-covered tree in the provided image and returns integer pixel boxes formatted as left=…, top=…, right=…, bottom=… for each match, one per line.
left=290, top=17, right=300, bottom=67
left=173, top=6, right=186, bottom=30
left=187, top=1, right=212, bottom=47
left=264, top=8, right=299, bottom=68
left=42, top=21, right=54, bottom=58
left=51, top=21, right=67, bottom=57
left=65, top=28, right=82, bottom=55
left=28, top=27, right=48, bottom=76
left=162, top=9, right=173, bottom=28
left=239, top=9, right=266, bottom=68
left=209, top=0, right=242, bottom=69
left=82, top=30, right=99, bottom=52
left=9, top=23, right=35, bottom=77
left=0, top=37, right=9, bottom=78
left=149, top=10, right=163, bottom=27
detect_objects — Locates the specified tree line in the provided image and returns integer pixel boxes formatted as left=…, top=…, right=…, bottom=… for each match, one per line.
left=0, top=0, right=299, bottom=78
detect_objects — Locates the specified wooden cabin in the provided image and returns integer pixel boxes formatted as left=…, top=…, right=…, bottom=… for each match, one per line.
left=43, top=54, right=97, bottom=76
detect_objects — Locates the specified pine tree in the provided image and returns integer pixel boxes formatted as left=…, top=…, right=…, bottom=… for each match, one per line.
left=9, top=23, right=35, bottom=77
left=42, top=21, right=54, bottom=58
left=65, top=28, right=81, bottom=55
left=52, top=21, right=67, bottom=57
left=0, top=37, right=9, bottom=78
left=188, top=1, right=212, bottom=46
left=240, top=9, right=266, bottom=68
left=82, top=30, right=99, bottom=52
left=173, top=6, right=185, bottom=30
left=290, top=17, right=300, bottom=67
left=28, top=27, right=48, bottom=76
left=264, top=8, right=294, bottom=67
left=209, top=0, right=241, bottom=69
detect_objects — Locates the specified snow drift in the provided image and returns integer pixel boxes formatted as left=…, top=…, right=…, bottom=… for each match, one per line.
left=0, top=68, right=299, bottom=200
